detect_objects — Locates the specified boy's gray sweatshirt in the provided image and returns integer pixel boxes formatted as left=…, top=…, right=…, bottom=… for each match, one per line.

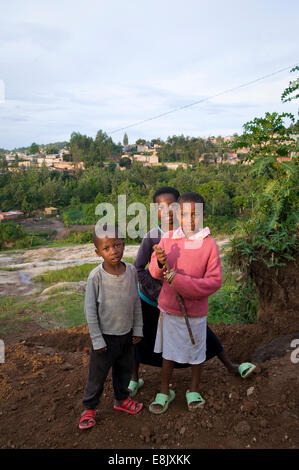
left=84, top=262, right=143, bottom=350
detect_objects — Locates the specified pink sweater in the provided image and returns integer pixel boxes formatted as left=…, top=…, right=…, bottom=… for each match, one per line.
left=149, top=231, right=222, bottom=318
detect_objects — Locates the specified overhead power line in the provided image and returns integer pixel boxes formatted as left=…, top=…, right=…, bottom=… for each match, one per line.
left=108, top=62, right=299, bottom=135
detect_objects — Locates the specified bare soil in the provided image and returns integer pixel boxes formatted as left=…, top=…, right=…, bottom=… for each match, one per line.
left=0, top=238, right=297, bottom=449
left=17, top=217, right=67, bottom=239
left=0, top=319, right=298, bottom=449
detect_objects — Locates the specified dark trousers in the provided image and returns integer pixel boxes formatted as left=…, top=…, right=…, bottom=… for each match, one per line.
left=82, top=330, right=133, bottom=410
left=206, top=325, right=224, bottom=360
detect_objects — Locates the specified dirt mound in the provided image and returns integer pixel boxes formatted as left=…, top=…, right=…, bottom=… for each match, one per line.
left=25, top=325, right=91, bottom=353
left=0, top=319, right=298, bottom=449
left=252, top=333, right=299, bottom=363
left=250, top=254, right=299, bottom=328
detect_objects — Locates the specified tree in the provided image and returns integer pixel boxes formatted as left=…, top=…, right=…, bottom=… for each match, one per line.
left=231, top=112, right=297, bottom=163
left=228, top=111, right=299, bottom=328
left=0, top=154, right=7, bottom=172
left=151, top=138, right=162, bottom=146
left=46, top=145, right=59, bottom=154
left=70, top=132, right=95, bottom=168
left=281, top=66, right=299, bottom=103
left=198, top=180, right=231, bottom=216
left=108, top=161, right=116, bottom=172
left=123, top=133, right=128, bottom=147
left=21, top=195, right=31, bottom=216
left=28, top=142, right=39, bottom=155
left=119, top=157, right=131, bottom=169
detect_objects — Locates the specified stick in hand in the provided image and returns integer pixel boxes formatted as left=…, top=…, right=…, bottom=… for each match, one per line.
left=153, top=245, right=195, bottom=345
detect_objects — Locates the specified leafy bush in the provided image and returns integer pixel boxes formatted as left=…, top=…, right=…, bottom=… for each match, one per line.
left=229, top=112, right=298, bottom=270
left=208, top=278, right=258, bottom=325
left=0, top=222, right=28, bottom=248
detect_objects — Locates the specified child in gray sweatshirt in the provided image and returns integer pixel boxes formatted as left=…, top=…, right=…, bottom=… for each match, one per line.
left=79, top=225, right=143, bottom=430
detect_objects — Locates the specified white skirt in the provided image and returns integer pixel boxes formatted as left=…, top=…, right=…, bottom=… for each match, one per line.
left=154, top=311, right=207, bottom=365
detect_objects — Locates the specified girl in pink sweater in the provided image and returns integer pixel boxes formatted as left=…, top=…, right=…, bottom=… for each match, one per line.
left=148, top=192, right=222, bottom=413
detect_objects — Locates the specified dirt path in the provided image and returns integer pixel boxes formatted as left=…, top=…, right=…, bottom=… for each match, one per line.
left=17, top=217, right=67, bottom=239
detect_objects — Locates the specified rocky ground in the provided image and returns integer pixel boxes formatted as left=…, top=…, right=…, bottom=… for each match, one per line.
left=0, top=243, right=140, bottom=296
left=0, top=238, right=230, bottom=297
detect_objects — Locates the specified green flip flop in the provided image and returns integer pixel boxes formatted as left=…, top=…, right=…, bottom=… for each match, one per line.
left=238, top=362, right=256, bottom=378
left=149, top=389, right=176, bottom=415
left=185, top=390, right=205, bottom=411
left=128, top=378, right=144, bottom=398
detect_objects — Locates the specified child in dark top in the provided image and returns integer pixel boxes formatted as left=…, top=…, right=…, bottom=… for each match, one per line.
left=128, top=187, right=256, bottom=398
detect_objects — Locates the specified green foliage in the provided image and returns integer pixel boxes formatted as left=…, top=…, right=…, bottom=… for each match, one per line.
left=33, top=263, right=98, bottom=284
left=119, top=157, right=132, bottom=168
left=205, top=215, right=235, bottom=235
left=33, top=258, right=135, bottom=285
left=123, top=133, right=129, bottom=147
left=229, top=112, right=299, bottom=271
left=281, top=66, right=299, bottom=103
left=65, top=230, right=93, bottom=244
left=0, top=222, right=27, bottom=248
left=231, top=112, right=297, bottom=162
left=28, top=142, right=39, bottom=154
left=0, top=223, right=56, bottom=249
left=208, top=277, right=258, bottom=325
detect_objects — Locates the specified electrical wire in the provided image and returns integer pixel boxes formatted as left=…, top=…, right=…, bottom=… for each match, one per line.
left=108, top=62, right=299, bottom=135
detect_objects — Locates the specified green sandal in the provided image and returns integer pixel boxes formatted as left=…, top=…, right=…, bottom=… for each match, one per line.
left=128, top=378, right=144, bottom=398
left=238, top=362, right=256, bottom=378
left=186, top=390, right=205, bottom=411
left=149, top=389, right=175, bottom=415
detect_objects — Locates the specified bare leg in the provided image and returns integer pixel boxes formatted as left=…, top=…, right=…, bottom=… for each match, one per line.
left=217, top=351, right=239, bottom=375
left=151, top=358, right=174, bottom=412
left=131, top=359, right=139, bottom=382
left=188, top=363, right=204, bottom=409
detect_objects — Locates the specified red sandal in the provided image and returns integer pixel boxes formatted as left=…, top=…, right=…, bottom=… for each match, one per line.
left=114, top=397, right=143, bottom=415
left=79, top=409, right=96, bottom=430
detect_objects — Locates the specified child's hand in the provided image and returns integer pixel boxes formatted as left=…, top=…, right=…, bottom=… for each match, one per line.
left=153, top=245, right=167, bottom=266
left=132, top=336, right=142, bottom=345
left=95, top=346, right=107, bottom=354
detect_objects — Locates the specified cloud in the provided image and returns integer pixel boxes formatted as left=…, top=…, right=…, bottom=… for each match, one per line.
left=0, top=1, right=298, bottom=148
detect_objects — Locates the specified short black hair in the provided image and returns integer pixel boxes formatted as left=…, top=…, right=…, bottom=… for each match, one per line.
left=178, top=192, right=205, bottom=211
left=153, top=186, right=180, bottom=203
left=93, top=223, right=124, bottom=247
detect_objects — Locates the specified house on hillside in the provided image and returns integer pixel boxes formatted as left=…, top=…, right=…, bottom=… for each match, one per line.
left=44, top=207, right=58, bottom=216
left=0, top=210, right=24, bottom=222
left=53, top=161, right=84, bottom=170
left=163, top=162, right=188, bottom=170
left=58, top=148, right=71, bottom=156
left=137, top=143, right=153, bottom=153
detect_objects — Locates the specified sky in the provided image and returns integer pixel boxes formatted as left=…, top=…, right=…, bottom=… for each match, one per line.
left=0, top=0, right=298, bottom=149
